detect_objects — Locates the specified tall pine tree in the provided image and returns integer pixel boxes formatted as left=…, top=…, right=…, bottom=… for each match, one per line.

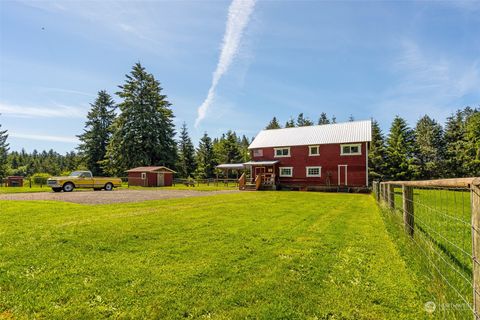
left=77, top=90, right=116, bottom=176
left=296, top=113, right=314, bottom=126
left=177, top=122, right=196, bottom=178
left=195, top=132, right=216, bottom=179
left=285, top=117, right=295, bottom=128
left=318, top=113, right=330, bottom=125
left=413, top=115, right=445, bottom=179
left=103, top=63, right=176, bottom=175
left=385, top=116, right=415, bottom=180
left=266, top=117, right=281, bottom=129
left=465, top=110, right=480, bottom=176
left=368, top=120, right=386, bottom=182
left=0, top=119, right=9, bottom=179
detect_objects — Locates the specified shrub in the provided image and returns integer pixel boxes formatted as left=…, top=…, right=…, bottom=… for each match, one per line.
left=31, top=173, right=51, bottom=185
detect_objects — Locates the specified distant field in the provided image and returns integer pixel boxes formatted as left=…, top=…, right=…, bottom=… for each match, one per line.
left=0, top=192, right=427, bottom=319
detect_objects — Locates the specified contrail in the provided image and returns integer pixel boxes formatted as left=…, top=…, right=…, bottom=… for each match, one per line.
left=195, top=0, right=256, bottom=127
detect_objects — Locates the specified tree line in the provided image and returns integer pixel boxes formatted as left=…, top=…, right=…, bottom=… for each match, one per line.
left=0, top=63, right=251, bottom=180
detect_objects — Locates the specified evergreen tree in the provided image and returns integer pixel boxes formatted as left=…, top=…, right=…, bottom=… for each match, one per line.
left=296, top=113, right=314, bottom=126
left=177, top=122, right=196, bottom=178
left=465, top=110, right=480, bottom=175
left=239, top=135, right=251, bottom=162
left=348, top=114, right=355, bottom=122
left=368, top=120, right=386, bottom=182
left=285, top=117, right=295, bottom=128
left=103, top=63, right=177, bottom=175
left=266, top=117, right=281, bottom=129
left=214, top=131, right=242, bottom=164
left=385, top=116, right=415, bottom=180
left=77, top=90, right=116, bottom=176
left=443, top=107, right=478, bottom=177
left=195, top=132, right=216, bottom=179
left=413, top=115, right=445, bottom=179
left=331, top=115, right=337, bottom=123
left=318, top=113, right=330, bottom=125
left=0, top=119, right=9, bottom=179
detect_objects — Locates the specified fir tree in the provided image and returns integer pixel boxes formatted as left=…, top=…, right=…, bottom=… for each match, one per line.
left=0, top=119, right=9, bottom=179
left=331, top=115, right=337, bottom=123
left=465, top=110, right=480, bottom=175
left=177, top=122, right=196, bottom=178
left=240, top=135, right=251, bottom=162
left=348, top=115, right=355, bottom=122
left=103, top=63, right=176, bottom=175
left=285, top=117, right=295, bottom=128
left=266, top=117, right=281, bottom=129
left=195, top=132, right=216, bottom=179
left=413, top=115, right=445, bottom=179
left=385, top=116, right=415, bottom=180
left=443, top=108, right=478, bottom=177
left=296, top=113, right=314, bottom=126
left=368, top=120, right=386, bottom=182
left=77, top=90, right=116, bottom=176
left=318, top=113, right=330, bottom=125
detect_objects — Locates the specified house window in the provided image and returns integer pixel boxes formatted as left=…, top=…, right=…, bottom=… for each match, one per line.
left=306, top=166, right=321, bottom=177
left=274, top=147, right=290, bottom=157
left=141, top=173, right=146, bottom=180
left=279, top=167, right=293, bottom=177
left=341, top=144, right=361, bottom=155
left=309, top=145, right=320, bottom=156
left=253, top=149, right=263, bottom=157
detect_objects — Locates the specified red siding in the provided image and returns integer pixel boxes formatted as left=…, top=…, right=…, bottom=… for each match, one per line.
left=251, top=142, right=368, bottom=187
left=164, top=172, right=173, bottom=186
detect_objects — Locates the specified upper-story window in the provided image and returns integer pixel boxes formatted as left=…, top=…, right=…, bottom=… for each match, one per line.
left=274, top=147, right=290, bottom=157
left=253, top=149, right=263, bottom=157
left=309, top=145, right=320, bottom=156
left=341, top=143, right=362, bottom=156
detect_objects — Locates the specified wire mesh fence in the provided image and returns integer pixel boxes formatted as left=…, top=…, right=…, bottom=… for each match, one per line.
left=373, top=179, right=480, bottom=319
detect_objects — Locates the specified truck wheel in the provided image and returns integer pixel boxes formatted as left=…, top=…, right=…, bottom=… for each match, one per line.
left=52, top=188, right=62, bottom=193
left=63, top=182, right=75, bottom=192
left=104, top=183, right=114, bottom=191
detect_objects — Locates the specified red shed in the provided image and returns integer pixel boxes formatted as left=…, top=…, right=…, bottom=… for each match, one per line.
left=126, top=166, right=175, bottom=187
left=7, top=176, right=24, bottom=187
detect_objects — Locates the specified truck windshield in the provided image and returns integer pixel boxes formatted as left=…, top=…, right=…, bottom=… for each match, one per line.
left=70, top=171, right=90, bottom=177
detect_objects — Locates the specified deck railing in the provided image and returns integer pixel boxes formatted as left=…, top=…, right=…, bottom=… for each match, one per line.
left=373, top=178, right=480, bottom=319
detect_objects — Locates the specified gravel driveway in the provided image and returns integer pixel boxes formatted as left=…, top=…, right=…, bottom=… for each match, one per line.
left=0, top=189, right=239, bottom=204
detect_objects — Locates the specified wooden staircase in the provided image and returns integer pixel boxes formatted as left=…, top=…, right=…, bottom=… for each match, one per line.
left=238, top=173, right=276, bottom=191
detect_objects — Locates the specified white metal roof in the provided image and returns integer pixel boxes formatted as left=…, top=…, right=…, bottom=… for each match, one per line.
left=248, top=120, right=372, bottom=149
left=243, top=160, right=279, bottom=166
left=216, top=163, right=245, bottom=170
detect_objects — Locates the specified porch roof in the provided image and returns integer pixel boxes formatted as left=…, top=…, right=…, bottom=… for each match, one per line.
left=243, top=160, right=279, bottom=166
left=216, top=163, right=245, bottom=170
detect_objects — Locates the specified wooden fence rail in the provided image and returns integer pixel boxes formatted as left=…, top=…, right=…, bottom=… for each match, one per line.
left=373, top=177, right=480, bottom=319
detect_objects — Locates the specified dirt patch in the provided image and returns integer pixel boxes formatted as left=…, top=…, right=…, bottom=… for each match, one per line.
left=0, top=189, right=239, bottom=204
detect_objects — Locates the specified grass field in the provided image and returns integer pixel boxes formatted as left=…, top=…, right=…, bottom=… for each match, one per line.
left=0, top=192, right=428, bottom=319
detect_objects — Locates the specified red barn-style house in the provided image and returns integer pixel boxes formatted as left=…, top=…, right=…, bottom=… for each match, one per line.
left=127, top=166, right=175, bottom=187
left=231, top=120, right=371, bottom=191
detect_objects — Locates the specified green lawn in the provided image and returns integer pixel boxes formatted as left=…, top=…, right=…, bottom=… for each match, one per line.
left=0, top=185, right=52, bottom=194
left=0, top=192, right=428, bottom=319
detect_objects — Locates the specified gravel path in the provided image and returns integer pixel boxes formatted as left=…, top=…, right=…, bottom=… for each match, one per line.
left=0, top=189, right=239, bottom=204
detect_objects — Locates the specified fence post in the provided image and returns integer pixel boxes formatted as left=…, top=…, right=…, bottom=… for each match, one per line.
left=402, top=185, right=414, bottom=237
left=472, top=184, right=480, bottom=319
left=387, top=184, right=395, bottom=210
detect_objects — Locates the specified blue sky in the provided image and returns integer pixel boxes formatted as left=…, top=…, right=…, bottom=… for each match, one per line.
left=1, top=0, right=479, bottom=153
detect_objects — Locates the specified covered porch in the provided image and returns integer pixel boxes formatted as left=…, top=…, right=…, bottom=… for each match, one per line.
left=215, top=160, right=279, bottom=191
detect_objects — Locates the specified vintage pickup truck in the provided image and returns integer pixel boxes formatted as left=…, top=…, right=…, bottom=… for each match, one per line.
left=47, top=171, right=122, bottom=192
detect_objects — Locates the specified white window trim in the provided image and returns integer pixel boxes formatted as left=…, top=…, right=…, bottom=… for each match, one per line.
left=274, top=147, right=291, bottom=158
left=340, top=143, right=362, bottom=156
left=141, top=173, right=146, bottom=180
left=279, top=167, right=293, bottom=177
left=308, top=145, right=320, bottom=156
left=306, top=166, right=322, bottom=177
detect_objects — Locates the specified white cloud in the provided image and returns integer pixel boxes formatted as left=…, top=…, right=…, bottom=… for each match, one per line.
left=195, top=0, right=256, bottom=127
left=375, top=39, right=480, bottom=125
left=0, top=103, right=85, bottom=118
left=9, top=133, right=79, bottom=143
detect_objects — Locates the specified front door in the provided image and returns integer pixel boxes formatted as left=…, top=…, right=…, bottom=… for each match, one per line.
left=338, top=165, right=348, bottom=186
left=157, top=173, right=164, bottom=187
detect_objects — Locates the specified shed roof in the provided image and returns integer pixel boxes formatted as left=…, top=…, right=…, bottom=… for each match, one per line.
left=243, top=161, right=279, bottom=166
left=248, top=120, right=372, bottom=149
left=126, top=166, right=176, bottom=173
